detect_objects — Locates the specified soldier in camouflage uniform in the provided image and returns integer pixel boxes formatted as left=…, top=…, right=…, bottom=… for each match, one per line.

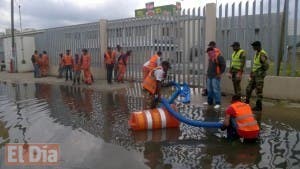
left=228, top=42, right=246, bottom=95
left=246, top=41, right=269, bottom=111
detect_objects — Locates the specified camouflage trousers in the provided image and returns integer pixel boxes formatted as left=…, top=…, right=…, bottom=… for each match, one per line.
left=142, top=90, right=157, bottom=110
left=231, top=71, right=242, bottom=95
left=246, top=74, right=265, bottom=103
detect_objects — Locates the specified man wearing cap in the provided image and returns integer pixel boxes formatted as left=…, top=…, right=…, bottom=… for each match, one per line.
left=205, top=47, right=226, bottom=109
left=228, top=42, right=246, bottom=95
left=246, top=41, right=269, bottom=111
left=202, top=41, right=223, bottom=97
left=142, top=61, right=171, bottom=109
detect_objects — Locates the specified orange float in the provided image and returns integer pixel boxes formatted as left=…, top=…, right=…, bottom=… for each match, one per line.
left=128, top=108, right=180, bottom=131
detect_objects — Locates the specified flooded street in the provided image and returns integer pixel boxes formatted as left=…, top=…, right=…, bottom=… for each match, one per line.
left=0, top=82, right=299, bottom=169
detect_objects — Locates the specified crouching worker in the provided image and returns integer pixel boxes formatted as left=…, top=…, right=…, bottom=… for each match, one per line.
left=142, top=61, right=171, bottom=109
left=221, top=94, right=260, bottom=142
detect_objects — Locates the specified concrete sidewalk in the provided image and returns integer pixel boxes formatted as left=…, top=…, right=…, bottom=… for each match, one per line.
left=0, top=71, right=210, bottom=105
left=0, top=71, right=132, bottom=91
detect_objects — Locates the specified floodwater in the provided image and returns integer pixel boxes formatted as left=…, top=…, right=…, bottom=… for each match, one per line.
left=0, top=82, right=299, bottom=169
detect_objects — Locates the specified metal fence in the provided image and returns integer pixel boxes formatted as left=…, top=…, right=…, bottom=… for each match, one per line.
left=28, top=0, right=299, bottom=85
left=216, top=0, right=300, bottom=76
left=34, top=22, right=101, bottom=67
left=108, top=7, right=206, bottom=86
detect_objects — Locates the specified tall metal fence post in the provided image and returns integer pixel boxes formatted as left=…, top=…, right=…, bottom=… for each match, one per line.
left=204, top=3, right=216, bottom=87
left=98, top=19, right=108, bottom=80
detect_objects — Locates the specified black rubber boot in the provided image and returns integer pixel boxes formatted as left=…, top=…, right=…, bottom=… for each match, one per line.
left=252, top=101, right=262, bottom=111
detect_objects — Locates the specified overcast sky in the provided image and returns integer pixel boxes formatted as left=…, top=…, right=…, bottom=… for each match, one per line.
left=0, top=0, right=234, bottom=32
left=2, top=0, right=297, bottom=33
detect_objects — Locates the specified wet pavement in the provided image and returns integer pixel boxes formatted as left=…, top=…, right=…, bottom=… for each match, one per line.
left=0, top=81, right=299, bottom=169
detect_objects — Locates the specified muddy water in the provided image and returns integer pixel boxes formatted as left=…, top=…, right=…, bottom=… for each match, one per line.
left=0, top=83, right=299, bottom=169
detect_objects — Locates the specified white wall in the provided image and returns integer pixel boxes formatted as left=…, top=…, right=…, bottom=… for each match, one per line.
left=221, top=75, right=300, bottom=101
left=3, top=36, right=35, bottom=72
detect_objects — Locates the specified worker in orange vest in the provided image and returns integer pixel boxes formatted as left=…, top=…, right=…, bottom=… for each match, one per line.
left=81, top=49, right=92, bottom=85
left=114, top=45, right=123, bottom=82
left=202, top=41, right=223, bottom=96
left=142, top=51, right=162, bottom=80
left=142, top=61, right=171, bottom=109
left=221, top=94, right=260, bottom=142
left=63, top=49, right=73, bottom=81
left=41, top=51, right=49, bottom=77
left=37, top=53, right=43, bottom=76
left=205, top=47, right=226, bottom=109
left=104, top=47, right=116, bottom=84
left=117, top=50, right=131, bottom=83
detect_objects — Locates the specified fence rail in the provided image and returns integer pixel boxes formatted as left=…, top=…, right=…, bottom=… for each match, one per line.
left=34, top=22, right=101, bottom=67
left=108, top=7, right=206, bottom=86
left=217, top=0, right=299, bottom=76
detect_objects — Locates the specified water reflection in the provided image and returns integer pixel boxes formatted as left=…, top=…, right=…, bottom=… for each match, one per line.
left=132, top=129, right=181, bottom=143
left=0, top=82, right=299, bottom=168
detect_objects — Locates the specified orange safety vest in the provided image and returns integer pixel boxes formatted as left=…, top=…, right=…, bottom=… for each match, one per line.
left=231, top=102, right=260, bottom=138
left=214, top=48, right=222, bottom=57
left=42, top=54, right=48, bottom=65
left=214, top=55, right=221, bottom=75
left=148, top=54, right=159, bottom=68
left=37, top=56, right=43, bottom=66
left=214, top=48, right=222, bottom=75
left=104, top=52, right=115, bottom=64
left=118, top=54, right=127, bottom=65
left=142, top=66, right=162, bottom=95
left=81, top=54, right=91, bottom=70
left=64, top=54, right=73, bottom=65
left=73, top=58, right=81, bottom=71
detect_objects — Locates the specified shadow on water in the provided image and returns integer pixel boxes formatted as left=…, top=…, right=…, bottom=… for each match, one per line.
left=0, top=82, right=299, bottom=168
